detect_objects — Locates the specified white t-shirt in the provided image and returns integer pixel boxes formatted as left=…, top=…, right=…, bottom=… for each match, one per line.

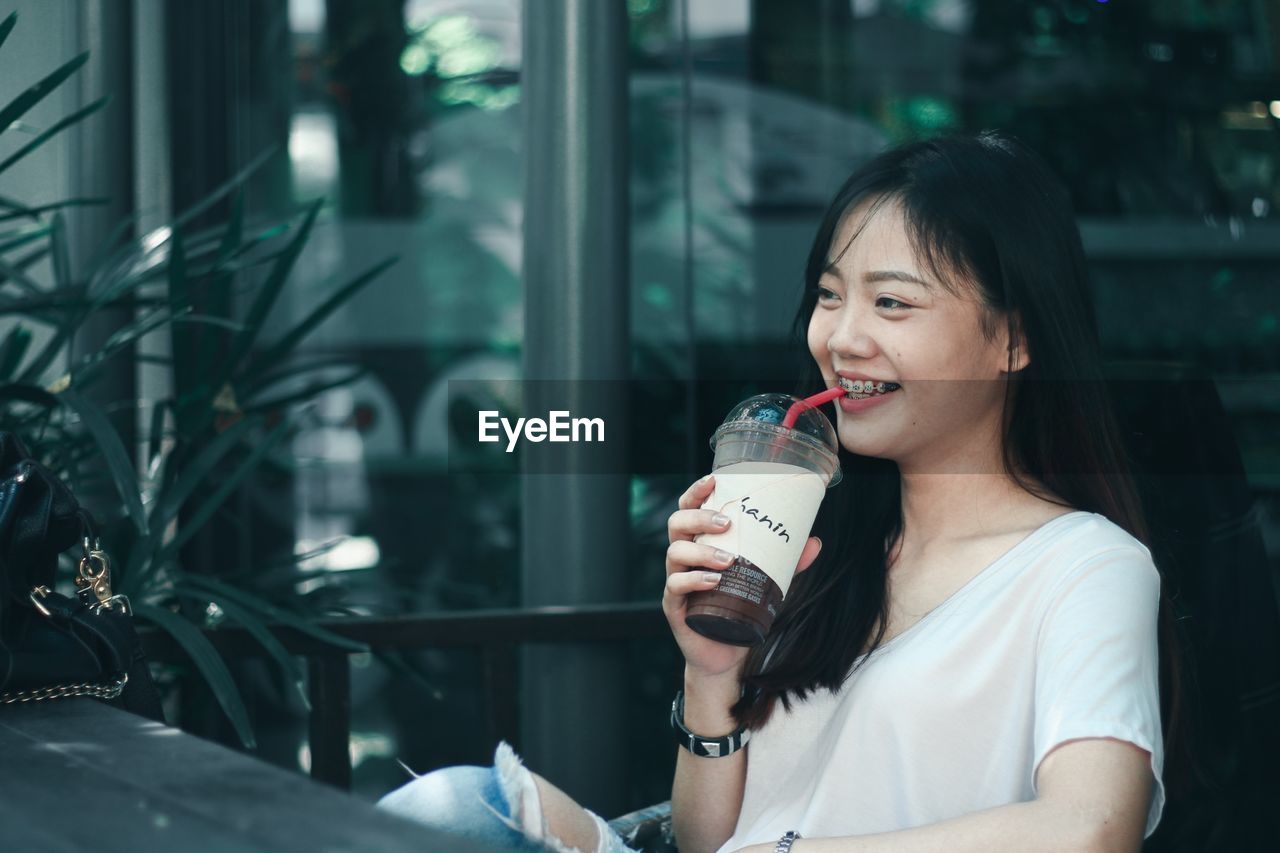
left=716, top=510, right=1165, bottom=852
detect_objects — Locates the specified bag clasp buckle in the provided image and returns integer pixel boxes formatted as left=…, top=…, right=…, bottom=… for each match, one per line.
left=75, top=536, right=128, bottom=614
left=28, top=585, right=53, bottom=617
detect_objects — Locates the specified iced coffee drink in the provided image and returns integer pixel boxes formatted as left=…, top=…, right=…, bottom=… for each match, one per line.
left=686, top=392, right=842, bottom=646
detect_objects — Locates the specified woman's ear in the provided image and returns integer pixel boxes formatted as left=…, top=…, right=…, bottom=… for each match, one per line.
left=1003, top=313, right=1030, bottom=373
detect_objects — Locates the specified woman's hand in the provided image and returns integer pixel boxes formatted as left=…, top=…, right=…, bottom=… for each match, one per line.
left=663, top=474, right=823, bottom=682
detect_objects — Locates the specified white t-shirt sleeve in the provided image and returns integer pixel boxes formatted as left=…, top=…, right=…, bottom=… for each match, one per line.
left=1031, top=545, right=1166, bottom=839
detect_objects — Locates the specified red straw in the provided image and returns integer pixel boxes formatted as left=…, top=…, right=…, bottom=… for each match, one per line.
left=782, top=386, right=846, bottom=429
left=765, top=387, right=844, bottom=465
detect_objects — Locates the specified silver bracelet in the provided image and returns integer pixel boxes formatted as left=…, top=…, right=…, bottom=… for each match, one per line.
left=774, top=830, right=801, bottom=852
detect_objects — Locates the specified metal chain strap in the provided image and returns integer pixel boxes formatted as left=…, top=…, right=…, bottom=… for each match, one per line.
left=0, top=673, right=128, bottom=705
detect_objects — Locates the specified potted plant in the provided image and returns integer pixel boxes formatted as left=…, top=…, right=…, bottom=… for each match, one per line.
left=0, top=10, right=395, bottom=749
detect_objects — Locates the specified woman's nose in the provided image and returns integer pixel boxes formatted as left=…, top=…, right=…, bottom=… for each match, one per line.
left=826, top=310, right=877, bottom=359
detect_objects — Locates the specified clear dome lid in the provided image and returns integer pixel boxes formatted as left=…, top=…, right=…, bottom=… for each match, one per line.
left=709, top=393, right=842, bottom=487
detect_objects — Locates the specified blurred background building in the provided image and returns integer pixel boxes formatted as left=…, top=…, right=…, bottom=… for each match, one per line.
left=0, top=0, right=1278, bottom=847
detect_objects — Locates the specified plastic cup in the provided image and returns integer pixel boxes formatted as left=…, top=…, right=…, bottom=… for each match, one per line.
left=685, top=393, right=842, bottom=646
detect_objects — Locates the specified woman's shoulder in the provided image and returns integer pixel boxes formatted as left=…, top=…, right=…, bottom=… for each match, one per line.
left=1031, top=509, right=1160, bottom=601
left=1015, top=481, right=1152, bottom=560
left=1008, top=487, right=1152, bottom=560
left=1050, top=509, right=1152, bottom=559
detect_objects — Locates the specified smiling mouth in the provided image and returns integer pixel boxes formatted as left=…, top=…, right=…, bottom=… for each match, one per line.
left=837, top=377, right=902, bottom=398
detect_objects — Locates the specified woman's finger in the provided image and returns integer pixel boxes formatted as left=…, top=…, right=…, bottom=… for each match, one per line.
left=794, top=536, right=823, bottom=575
left=665, top=567, right=723, bottom=598
left=667, top=505, right=731, bottom=544
left=666, top=539, right=734, bottom=577
left=676, top=474, right=715, bottom=511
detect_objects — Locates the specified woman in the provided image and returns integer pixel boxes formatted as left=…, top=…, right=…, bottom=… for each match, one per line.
left=379, top=131, right=1182, bottom=853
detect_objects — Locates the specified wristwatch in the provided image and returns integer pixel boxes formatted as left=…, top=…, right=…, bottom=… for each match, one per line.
left=774, top=830, right=801, bottom=853
left=670, top=689, right=750, bottom=757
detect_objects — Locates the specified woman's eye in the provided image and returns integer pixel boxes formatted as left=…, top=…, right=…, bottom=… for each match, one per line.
left=876, top=297, right=909, bottom=310
left=817, top=287, right=839, bottom=302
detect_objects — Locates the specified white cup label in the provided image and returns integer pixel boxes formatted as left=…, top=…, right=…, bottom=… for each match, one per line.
left=694, top=461, right=825, bottom=597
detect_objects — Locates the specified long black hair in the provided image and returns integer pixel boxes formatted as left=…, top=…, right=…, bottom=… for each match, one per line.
left=730, top=130, right=1191, bottom=798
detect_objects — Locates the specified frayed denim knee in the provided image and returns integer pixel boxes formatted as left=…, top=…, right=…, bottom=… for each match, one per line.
left=378, top=741, right=637, bottom=853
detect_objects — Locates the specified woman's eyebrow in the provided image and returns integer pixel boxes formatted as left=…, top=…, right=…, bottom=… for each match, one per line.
left=822, top=265, right=934, bottom=291
left=863, top=269, right=933, bottom=290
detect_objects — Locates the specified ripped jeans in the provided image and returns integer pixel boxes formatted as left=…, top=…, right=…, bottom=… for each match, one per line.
left=377, top=740, right=640, bottom=853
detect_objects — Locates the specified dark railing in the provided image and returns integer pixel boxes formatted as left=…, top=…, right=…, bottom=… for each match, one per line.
left=139, top=602, right=671, bottom=789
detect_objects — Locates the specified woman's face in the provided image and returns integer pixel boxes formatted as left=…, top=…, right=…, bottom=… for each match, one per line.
left=806, top=197, right=1026, bottom=474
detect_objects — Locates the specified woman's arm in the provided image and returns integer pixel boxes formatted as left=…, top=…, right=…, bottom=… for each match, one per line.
left=733, top=737, right=1152, bottom=853
left=671, top=667, right=750, bottom=853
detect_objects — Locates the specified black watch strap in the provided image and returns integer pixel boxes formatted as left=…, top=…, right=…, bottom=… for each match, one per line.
left=671, top=689, right=750, bottom=757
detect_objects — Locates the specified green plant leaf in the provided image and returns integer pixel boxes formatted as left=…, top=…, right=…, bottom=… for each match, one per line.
left=242, top=367, right=366, bottom=414
left=242, top=353, right=375, bottom=397
left=0, top=289, right=88, bottom=316
left=162, top=417, right=292, bottom=556
left=217, top=539, right=348, bottom=585
left=247, top=256, right=398, bottom=377
left=108, top=239, right=293, bottom=301
left=90, top=220, right=224, bottom=303
left=148, top=415, right=255, bottom=538
left=146, top=398, right=168, bottom=475
left=167, top=147, right=278, bottom=237
left=196, top=192, right=244, bottom=374
left=179, top=572, right=369, bottom=654
left=0, top=248, right=45, bottom=293
left=212, top=194, right=245, bottom=279
left=243, top=563, right=376, bottom=591
left=16, top=321, right=74, bottom=384
left=219, top=192, right=245, bottom=263
left=0, top=381, right=57, bottom=408
left=0, top=196, right=109, bottom=223
left=72, top=202, right=144, bottom=278
left=0, top=95, right=110, bottom=177
left=171, top=314, right=247, bottom=333
left=0, top=243, right=47, bottom=290
left=171, top=588, right=310, bottom=712
left=10, top=215, right=81, bottom=386
left=223, top=221, right=291, bottom=261
left=72, top=305, right=193, bottom=391
left=0, top=51, right=90, bottom=139
left=167, top=227, right=202, bottom=434
left=49, top=212, right=71, bottom=289
left=132, top=601, right=257, bottom=750
left=185, top=194, right=244, bottom=417
left=222, top=201, right=322, bottom=382
left=58, top=388, right=148, bottom=534
left=135, top=353, right=173, bottom=367
left=0, top=222, right=51, bottom=254
left=0, top=323, right=31, bottom=379
left=85, top=150, right=278, bottom=305
left=105, top=306, right=192, bottom=353
left=0, top=12, right=18, bottom=54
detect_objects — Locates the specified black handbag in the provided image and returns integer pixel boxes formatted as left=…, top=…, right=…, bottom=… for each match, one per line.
left=0, top=432, right=163, bottom=719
